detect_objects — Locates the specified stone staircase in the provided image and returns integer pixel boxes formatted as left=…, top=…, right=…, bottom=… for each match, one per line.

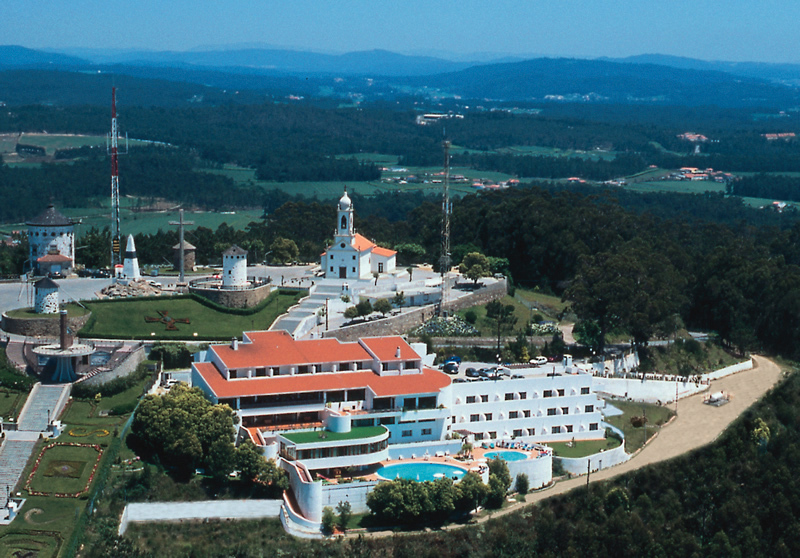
left=17, top=384, right=70, bottom=432
left=0, top=439, right=37, bottom=510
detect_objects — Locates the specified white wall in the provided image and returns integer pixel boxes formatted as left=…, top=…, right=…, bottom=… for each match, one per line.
left=593, top=377, right=708, bottom=403
left=507, top=453, right=552, bottom=490
left=321, top=480, right=379, bottom=514
left=556, top=443, right=629, bottom=476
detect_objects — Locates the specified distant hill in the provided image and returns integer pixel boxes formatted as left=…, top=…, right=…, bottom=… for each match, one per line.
left=404, top=57, right=800, bottom=107
left=50, top=47, right=474, bottom=77
left=607, top=54, right=800, bottom=86
left=0, top=45, right=87, bottom=67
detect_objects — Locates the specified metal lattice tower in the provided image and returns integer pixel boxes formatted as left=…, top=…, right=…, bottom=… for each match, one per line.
left=109, top=87, right=121, bottom=266
left=439, top=140, right=452, bottom=316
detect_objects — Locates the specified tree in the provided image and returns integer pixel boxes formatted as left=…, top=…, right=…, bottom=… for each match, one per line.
left=455, top=472, right=488, bottom=514
left=395, top=243, right=426, bottom=264
left=373, top=298, right=392, bottom=316
left=336, top=500, right=352, bottom=533
left=485, top=300, right=518, bottom=355
left=322, top=507, right=336, bottom=535
left=236, top=440, right=266, bottom=483
left=392, top=291, right=406, bottom=307
left=343, top=306, right=359, bottom=319
left=270, top=237, right=299, bottom=264
left=459, top=252, right=491, bottom=284
left=573, top=319, right=603, bottom=351
left=355, top=298, right=373, bottom=317
left=515, top=473, right=529, bottom=495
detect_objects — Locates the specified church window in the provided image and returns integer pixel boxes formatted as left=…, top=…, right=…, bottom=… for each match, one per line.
left=340, top=243, right=346, bottom=248
left=352, top=255, right=356, bottom=260
left=329, top=266, right=333, bottom=272
left=352, top=268, right=355, bottom=272
left=341, top=216, right=347, bottom=229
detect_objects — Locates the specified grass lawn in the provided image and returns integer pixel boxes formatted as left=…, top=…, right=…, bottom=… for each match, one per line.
left=514, top=288, right=569, bottom=320
left=605, top=399, right=675, bottom=453
left=81, top=291, right=303, bottom=340
left=547, top=436, right=621, bottom=458
left=28, top=444, right=102, bottom=495
left=0, top=389, right=27, bottom=420
left=456, top=294, right=537, bottom=337
left=283, top=425, right=386, bottom=444
left=5, top=303, right=90, bottom=319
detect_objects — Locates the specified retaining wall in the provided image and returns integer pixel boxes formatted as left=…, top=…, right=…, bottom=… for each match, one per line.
left=702, top=358, right=753, bottom=381
left=507, top=452, right=553, bottom=490
left=189, top=282, right=273, bottom=309
left=1, top=312, right=91, bottom=338
left=321, top=480, right=379, bottom=514
left=82, top=346, right=147, bottom=387
left=556, top=442, right=629, bottom=476
left=324, top=279, right=507, bottom=342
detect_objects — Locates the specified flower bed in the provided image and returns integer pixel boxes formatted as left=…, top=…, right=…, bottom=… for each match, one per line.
left=68, top=427, right=110, bottom=437
left=25, top=442, right=104, bottom=498
left=411, top=316, right=479, bottom=337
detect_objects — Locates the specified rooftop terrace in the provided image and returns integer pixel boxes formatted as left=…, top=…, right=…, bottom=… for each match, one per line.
left=282, top=425, right=387, bottom=445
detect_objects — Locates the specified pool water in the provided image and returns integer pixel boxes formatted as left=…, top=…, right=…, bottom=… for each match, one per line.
left=90, top=351, right=112, bottom=366
left=377, top=462, right=467, bottom=482
left=484, top=450, right=528, bottom=462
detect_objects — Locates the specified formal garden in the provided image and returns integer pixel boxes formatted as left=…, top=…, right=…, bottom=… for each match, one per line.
left=79, top=290, right=304, bottom=340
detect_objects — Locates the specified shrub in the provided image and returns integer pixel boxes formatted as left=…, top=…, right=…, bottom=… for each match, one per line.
left=515, top=473, right=529, bottom=495
left=322, top=506, right=336, bottom=535
left=464, top=309, right=478, bottom=324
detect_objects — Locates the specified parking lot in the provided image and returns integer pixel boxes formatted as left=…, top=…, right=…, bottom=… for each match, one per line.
left=436, top=357, right=560, bottom=383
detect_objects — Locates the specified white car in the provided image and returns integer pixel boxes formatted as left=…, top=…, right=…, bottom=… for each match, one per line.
left=530, top=356, right=548, bottom=366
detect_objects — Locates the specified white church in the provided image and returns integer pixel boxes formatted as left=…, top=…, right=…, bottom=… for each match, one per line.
left=321, top=189, right=396, bottom=279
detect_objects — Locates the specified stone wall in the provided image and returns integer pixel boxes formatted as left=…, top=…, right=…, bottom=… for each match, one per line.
left=189, top=283, right=272, bottom=309
left=323, top=279, right=507, bottom=342
left=82, top=345, right=146, bottom=387
left=1, top=312, right=91, bottom=338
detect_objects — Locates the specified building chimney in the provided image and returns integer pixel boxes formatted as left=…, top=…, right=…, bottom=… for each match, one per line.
left=395, top=346, right=401, bottom=358
left=231, top=337, right=238, bottom=351
left=60, top=310, right=69, bottom=350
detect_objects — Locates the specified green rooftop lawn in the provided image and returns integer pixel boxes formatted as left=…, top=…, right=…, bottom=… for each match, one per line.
left=283, top=425, right=387, bottom=445
left=80, top=291, right=303, bottom=340
left=605, top=399, right=675, bottom=453
left=5, top=303, right=90, bottom=319
left=547, top=436, right=622, bottom=458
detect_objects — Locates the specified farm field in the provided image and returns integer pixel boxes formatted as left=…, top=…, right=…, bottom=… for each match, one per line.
left=80, top=291, right=303, bottom=340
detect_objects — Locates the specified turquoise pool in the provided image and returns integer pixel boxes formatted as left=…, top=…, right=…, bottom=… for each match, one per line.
left=484, top=450, right=528, bottom=462
left=377, top=462, right=467, bottom=482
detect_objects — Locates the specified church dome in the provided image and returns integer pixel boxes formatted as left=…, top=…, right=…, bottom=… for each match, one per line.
left=338, top=190, right=352, bottom=211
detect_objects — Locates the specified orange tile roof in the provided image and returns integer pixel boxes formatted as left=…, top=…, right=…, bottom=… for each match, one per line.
left=195, top=361, right=450, bottom=398
left=37, top=254, right=72, bottom=263
left=352, top=233, right=376, bottom=252
left=213, top=330, right=372, bottom=369
left=371, top=246, right=396, bottom=257
left=360, top=336, right=419, bottom=361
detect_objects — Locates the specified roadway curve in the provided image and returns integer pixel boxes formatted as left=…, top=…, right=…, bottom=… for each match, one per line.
left=485, top=354, right=783, bottom=519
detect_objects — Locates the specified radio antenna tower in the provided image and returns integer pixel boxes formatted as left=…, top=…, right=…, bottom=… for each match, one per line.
left=108, top=87, right=127, bottom=267
left=439, top=137, right=452, bottom=316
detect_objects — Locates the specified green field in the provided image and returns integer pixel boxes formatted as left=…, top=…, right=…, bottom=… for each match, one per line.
left=5, top=304, right=90, bottom=320
left=17, top=133, right=150, bottom=156
left=28, top=444, right=102, bottom=495
left=514, top=289, right=569, bottom=320
left=456, top=294, right=545, bottom=337
left=80, top=291, right=303, bottom=340
left=548, top=435, right=622, bottom=458
left=0, top=389, right=27, bottom=420
left=605, top=399, right=675, bottom=453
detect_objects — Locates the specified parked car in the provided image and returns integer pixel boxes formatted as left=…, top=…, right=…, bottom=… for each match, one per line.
left=453, top=378, right=467, bottom=383
left=443, top=362, right=459, bottom=374
left=531, top=356, right=548, bottom=366
left=466, top=368, right=481, bottom=378
left=445, top=355, right=462, bottom=364
left=512, top=374, right=525, bottom=379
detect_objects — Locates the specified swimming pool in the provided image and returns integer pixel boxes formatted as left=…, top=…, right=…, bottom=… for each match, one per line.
left=377, top=462, right=467, bottom=482
left=484, top=450, right=529, bottom=462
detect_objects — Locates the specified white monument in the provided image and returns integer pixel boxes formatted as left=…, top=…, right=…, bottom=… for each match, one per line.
left=121, top=235, right=141, bottom=280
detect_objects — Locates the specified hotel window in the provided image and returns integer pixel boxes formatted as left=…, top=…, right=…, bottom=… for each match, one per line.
left=470, top=414, right=480, bottom=422
left=513, top=429, right=524, bottom=437
left=481, top=395, right=489, bottom=403
left=402, top=430, right=412, bottom=437
left=523, top=410, right=531, bottom=418
left=519, top=392, right=527, bottom=400
left=489, top=431, right=497, bottom=439
left=505, top=393, right=514, bottom=401
left=561, top=407, right=569, bottom=415
left=557, top=389, right=565, bottom=397
left=581, top=387, right=590, bottom=395
left=589, top=423, right=599, bottom=431
left=547, top=408, right=556, bottom=416
left=543, top=390, right=553, bottom=398
left=466, top=396, right=476, bottom=404
left=585, top=405, right=594, bottom=413
left=509, top=411, right=519, bottom=419
left=255, top=367, right=267, bottom=377
left=565, top=425, right=573, bottom=433
left=485, top=413, right=492, bottom=421
left=421, top=428, right=432, bottom=436
left=551, top=426, right=561, bottom=434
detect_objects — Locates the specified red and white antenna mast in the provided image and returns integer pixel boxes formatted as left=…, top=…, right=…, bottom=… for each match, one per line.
left=108, top=87, right=123, bottom=266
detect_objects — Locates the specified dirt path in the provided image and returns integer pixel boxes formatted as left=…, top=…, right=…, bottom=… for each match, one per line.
left=481, top=354, right=783, bottom=520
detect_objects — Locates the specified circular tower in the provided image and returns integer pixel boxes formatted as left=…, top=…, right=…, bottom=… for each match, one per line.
left=27, top=204, right=75, bottom=275
left=222, top=245, right=248, bottom=288
left=34, top=277, right=60, bottom=314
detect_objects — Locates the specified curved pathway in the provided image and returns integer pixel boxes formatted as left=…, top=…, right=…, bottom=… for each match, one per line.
left=355, top=355, right=782, bottom=535
left=482, top=354, right=782, bottom=520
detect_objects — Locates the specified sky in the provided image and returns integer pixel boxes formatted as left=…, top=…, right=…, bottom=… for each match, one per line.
left=4, top=0, right=800, bottom=63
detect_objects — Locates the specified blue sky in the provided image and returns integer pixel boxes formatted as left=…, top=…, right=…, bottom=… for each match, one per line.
left=5, top=0, right=800, bottom=63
